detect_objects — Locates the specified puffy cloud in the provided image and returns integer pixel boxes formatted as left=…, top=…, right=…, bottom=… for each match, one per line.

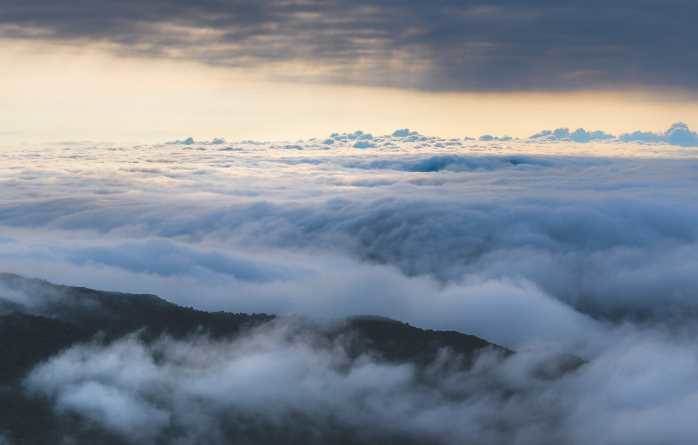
left=168, top=137, right=195, bottom=145
left=166, top=137, right=228, bottom=146
left=665, top=122, right=698, bottom=147
left=317, top=131, right=379, bottom=148
left=392, top=128, right=417, bottom=138
left=353, top=140, right=376, bottom=149
left=530, top=128, right=614, bottom=143
left=619, top=122, right=698, bottom=147
left=329, top=130, right=373, bottom=142
left=526, top=123, right=698, bottom=147
left=391, top=129, right=428, bottom=142
left=479, top=134, right=512, bottom=141
left=618, top=130, right=666, bottom=144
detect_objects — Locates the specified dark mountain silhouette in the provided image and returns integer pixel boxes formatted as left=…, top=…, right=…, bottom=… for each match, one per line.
left=0, top=273, right=506, bottom=379
left=0, top=273, right=578, bottom=444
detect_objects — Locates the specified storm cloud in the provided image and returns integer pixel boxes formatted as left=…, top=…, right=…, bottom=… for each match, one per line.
left=1, top=1, right=698, bottom=91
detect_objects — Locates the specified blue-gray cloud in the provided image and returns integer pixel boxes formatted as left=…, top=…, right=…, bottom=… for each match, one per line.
left=620, top=122, right=698, bottom=147
left=529, top=122, right=698, bottom=146
left=530, top=128, right=615, bottom=143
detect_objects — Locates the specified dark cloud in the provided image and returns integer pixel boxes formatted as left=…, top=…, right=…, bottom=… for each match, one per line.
left=1, top=1, right=697, bottom=91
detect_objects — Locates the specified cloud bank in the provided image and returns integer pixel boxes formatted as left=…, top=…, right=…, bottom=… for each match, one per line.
left=0, top=136, right=697, bottom=336
left=2, top=132, right=698, bottom=443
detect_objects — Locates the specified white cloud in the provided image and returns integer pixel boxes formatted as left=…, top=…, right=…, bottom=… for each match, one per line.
left=22, top=322, right=698, bottom=445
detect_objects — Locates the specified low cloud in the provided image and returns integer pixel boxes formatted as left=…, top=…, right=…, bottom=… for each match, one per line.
left=391, top=128, right=428, bottom=142
left=167, top=137, right=228, bottom=146
left=619, top=122, right=698, bottom=147
left=529, top=122, right=698, bottom=147
left=22, top=322, right=698, bottom=445
left=530, top=128, right=614, bottom=143
left=24, top=323, right=514, bottom=444
left=479, top=134, right=513, bottom=142
left=0, top=239, right=601, bottom=349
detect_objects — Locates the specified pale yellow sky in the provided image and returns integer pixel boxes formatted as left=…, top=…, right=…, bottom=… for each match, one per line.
left=2, top=39, right=698, bottom=144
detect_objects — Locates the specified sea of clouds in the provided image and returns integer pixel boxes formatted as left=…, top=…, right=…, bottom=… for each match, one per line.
left=3, top=128, right=698, bottom=443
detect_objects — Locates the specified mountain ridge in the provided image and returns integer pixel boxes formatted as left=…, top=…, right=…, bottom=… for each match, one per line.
left=0, top=273, right=581, bottom=445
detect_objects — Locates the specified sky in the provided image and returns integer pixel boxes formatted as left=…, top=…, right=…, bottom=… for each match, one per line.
left=4, top=3, right=698, bottom=442
left=2, top=1, right=698, bottom=143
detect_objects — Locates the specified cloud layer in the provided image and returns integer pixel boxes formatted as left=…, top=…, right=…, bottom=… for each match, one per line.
left=2, top=133, right=698, bottom=443
left=1, top=136, right=697, bottom=337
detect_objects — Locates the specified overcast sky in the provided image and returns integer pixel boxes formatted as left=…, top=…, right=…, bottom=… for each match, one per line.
left=2, top=1, right=697, bottom=142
